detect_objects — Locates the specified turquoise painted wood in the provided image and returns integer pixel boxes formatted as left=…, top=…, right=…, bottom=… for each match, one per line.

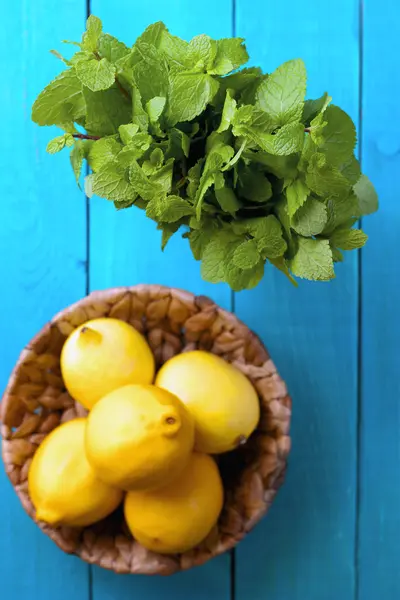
left=0, top=1, right=89, bottom=599
left=89, top=2, right=232, bottom=599
left=359, top=1, right=400, bottom=598
left=234, top=3, right=360, bottom=599
left=0, top=1, right=399, bottom=600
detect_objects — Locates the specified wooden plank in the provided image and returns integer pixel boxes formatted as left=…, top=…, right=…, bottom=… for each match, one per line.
left=89, top=2, right=232, bottom=599
left=234, top=2, right=360, bottom=599
left=358, top=2, right=400, bottom=598
left=0, top=1, right=89, bottom=599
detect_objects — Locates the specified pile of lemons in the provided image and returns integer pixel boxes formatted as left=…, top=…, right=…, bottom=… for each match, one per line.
left=29, top=318, right=260, bottom=554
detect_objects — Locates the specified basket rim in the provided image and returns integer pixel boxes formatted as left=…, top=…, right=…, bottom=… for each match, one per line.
left=1, top=284, right=292, bottom=575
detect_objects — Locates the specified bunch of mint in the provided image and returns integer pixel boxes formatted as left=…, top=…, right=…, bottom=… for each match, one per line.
left=32, top=16, right=378, bottom=290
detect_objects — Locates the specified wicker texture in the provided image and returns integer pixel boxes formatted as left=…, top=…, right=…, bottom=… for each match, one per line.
left=1, top=285, right=291, bottom=575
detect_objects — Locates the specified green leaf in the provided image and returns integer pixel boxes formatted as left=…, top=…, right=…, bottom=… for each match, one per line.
left=232, top=239, right=260, bottom=269
left=84, top=86, right=131, bottom=135
left=188, top=227, right=214, bottom=260
left=46, top=133, right=74, bottom=154
left=353, top=174, right=379, bottom=215
left=166, top=128, right=190, bottom=160
left=149, top=158, right=174, bottom=193
left=98, top=34, right=130, bottom=63
left=167, top=73, right=218, bottom=126
left=323, top=192, right=360, bottom=234
left=32, top=69, right=85, bottom=126
left=132, top=86, right=149, bottom=132
left=310, top=105, right=356, bottom=166
left=286, top=178, right=309, bottom=217
left=330, top=228, right=368, bottom=250
left=201, top=231, right=239, bottom=283
left=88, top=137, right=122, bottom=171
left=70, top=139, right=88, bottom=184
left=238, top=167, right=272, bottom=202
left=82, top=15, right=102, bottom=52
left=290, top=237, right=334, bottom=281
left=291, top=197, right=328, bottom=236
left=118, top=123, right=139, bottom=145
left=187, top=34, right=216, bottom=71
left=195, top=145, right=234, bottom=218
left=253, top=215, right=287, bottom=258
left=146, top=96, right=166, bottom=122
left=306, top=153, right=351, bottom=197
left=209, top=38, right=249, bottom=76
left=302, top=92, right=331, bottom=125
left=129, top=160, right=164, bottom=201
left=75, top=57, right=116, bottom=91
left=225, top=259, right=265, bottom=291
left=187, top=160, right=203, bottom=199
left=215, top=184, right=241, bottom=214
left=147, top=194, right=193, bottom=223
left=158, top=221, right=181, bottom=250
left=245, top=149, right=298, bottom=179
left=340, top=155, right=361, bottom=185
left=132, top=42, right=169, bottom=104
left=273, top=122, right=305, bottom=155
left=92, top=162, right=137, bottom=201
left=256, top=59, right=307, bottom=127
left=330, top=245, right=344, bottom=262
left=217, top=89, right=237, bottom=133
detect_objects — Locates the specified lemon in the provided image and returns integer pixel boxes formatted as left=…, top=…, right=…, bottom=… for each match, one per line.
left=85, top=384, right=194, bottom=491
left=156, top=350, right=260, bottom=454
left=60, top=318, right=155, bottom=410
left=28, top=419, right=123, bottom=527
left=124, top=453, right=223, bottom=554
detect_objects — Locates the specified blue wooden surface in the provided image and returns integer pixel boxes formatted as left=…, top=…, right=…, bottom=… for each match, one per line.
left=0, top=1, right=394, bottom=600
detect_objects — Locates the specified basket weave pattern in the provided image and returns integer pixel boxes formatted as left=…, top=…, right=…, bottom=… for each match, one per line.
left=1, top=285, right=291, bottom=575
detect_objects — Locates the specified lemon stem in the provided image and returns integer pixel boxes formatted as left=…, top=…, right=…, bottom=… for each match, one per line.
left=79, top=326, right=102, bottom=344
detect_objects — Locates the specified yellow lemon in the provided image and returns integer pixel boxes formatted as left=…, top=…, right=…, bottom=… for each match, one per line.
left=85, top=384, right=194, bottom=491
left=124, top=453, right=223, bottom=554
left=60, top=318, right=155, bottom=410
left=28, top=419, right=123, bottom=527
left=156, top=350, right=260, bottom=454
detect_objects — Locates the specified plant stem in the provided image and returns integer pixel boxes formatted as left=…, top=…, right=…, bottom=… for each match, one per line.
left=73, top=133, right=100, bottom=140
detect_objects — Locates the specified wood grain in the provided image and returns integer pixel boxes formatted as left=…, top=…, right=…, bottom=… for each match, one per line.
left=234, top=2, right=360, bottom=599
left=0, top=1, right=89, bottom=598
left=358, top=1, right=400, bottom=598
left=89, top=2, right=232, bottom=598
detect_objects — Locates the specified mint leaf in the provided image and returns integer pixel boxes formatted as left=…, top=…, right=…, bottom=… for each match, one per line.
left=187, top=35, right=216, bottom=71
left=273, top=122, right=305, bottom=155
left=290, top=237, right=334, bottom=281
left=132, top=42, right=169, bottom=104
left=167, top=73, right=218, bottom=126
left=253, top=215, right=287, bottom=258
left=46, top=133, right=73, bottom=154
left=129, top=160, right=164, bottom=201
left=132, top=86, right=149, bottom=132
left=201, top=232, right=236, bottom=283
left=233, top=239, right=260, bottom=269
left=330, top=228, right=368, bottom=250
left=225, top=259, right=265, bottom=291
left=92, top=162, right=137, bottom=201
left=269, top=256, right=298, bottom=286
left=286, top=178, right=309, bottom=217
left=75, top=57, right=116, bottom=91
left=256, top=59, right=307, bottom=127
left=148, top=194, right=193, bottom=223
left=84, top=86, right=131, bottom=135
left=88, top=137, right=122, bottom=171
left=82, top=15, right=102, bottom=52
left=238, top=167, right=272, bottom=202
left=118, top=123, right=139, bottom=145
left=306, top=153, right=351, bottom=197
left=166, top=128, right=190, bottom=160
left=302, top=92, right=331, bottom=125
left=98, top=34, right=130, bottom=63
left=195, top=145, right=234, bottom=218
left=340, top=155, right=361, bottom=185
left=217, top=89, right=237, bottom=133
left=291, top=197, right=328, bottom=236
left=209, top=38, right=249, bottom=75
left=245, top=149, right=298, bottom=179
left=146, top=96, right=166, bottom=122
left=215, top=184, right=241, bottom=214
left=354, top=174, right=379, bottom=215
left=310, top=105, right=356, bottom=166
left=32, top=69, right=85, bottom=126
left=70, top=139, right=90, bottom=184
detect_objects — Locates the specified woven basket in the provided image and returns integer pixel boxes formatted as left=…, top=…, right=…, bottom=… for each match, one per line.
left=1, top=285, right=291, bottom=575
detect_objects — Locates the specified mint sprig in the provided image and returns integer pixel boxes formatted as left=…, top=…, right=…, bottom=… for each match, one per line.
left=32, top=15, right=378, bottom=290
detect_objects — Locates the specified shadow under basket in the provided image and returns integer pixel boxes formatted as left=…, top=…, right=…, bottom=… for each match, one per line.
left=1, top=285, right=291, bottom=575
